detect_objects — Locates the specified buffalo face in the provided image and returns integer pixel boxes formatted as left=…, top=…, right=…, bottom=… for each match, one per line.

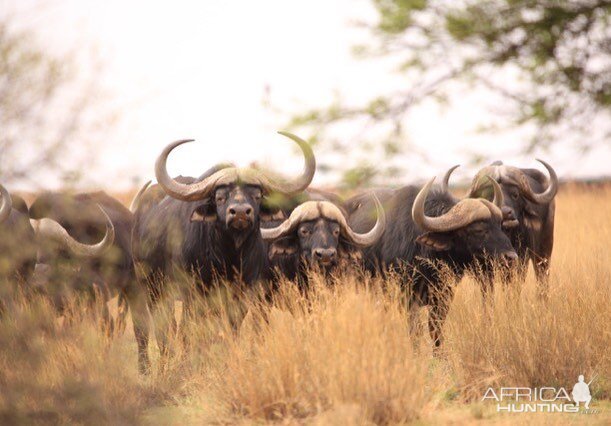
left=281, top=218, right=341, bottom=268
left=190, top=184, right=264, bottom=247
left=467, top=160, right=558, bottom=230
left=263, top=198, right=386, bottom=273
left=418, top=219, right=518, bottom=266
left=301, top=219, right=341, bottom=266
left=191, top=184, right=262, bottom=229
left=413, top=177, right=518, bottom=270
left=498, top=184, right=524, bottom=229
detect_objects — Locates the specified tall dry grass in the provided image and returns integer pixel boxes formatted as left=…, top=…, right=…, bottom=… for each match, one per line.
left=216, top=276, right=430, bottom=424
left=444, top=184, right=611, bottom=401
left=0, top=296, right=148, bottom=424
left=0, top=184, right=609, bottom=424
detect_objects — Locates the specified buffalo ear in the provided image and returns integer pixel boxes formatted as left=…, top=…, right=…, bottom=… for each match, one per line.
left=524, top=203, right=540, bottom=218
left=190, top=202, right=217, bottom=223
left=522, top=204, right=543, bottom=231
left=268, top=236, right=298, bottom=260
left=338, top=243, right=361, bottom=262
left=260, top=207, right=286, bottom=224
left=416, top=232, right=452, bottom=251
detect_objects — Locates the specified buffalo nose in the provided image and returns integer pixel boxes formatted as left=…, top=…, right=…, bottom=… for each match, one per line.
left=228, top=204, right=253, bottom=218
left=313, top=248, right=337, bottom=264
left=501, top=206, right=514, bottom=219
left=227, top=204, right=254, bottom=230
left=501, top=206, right=519, bottom=229
left=502, top=250, right=519, bottom=263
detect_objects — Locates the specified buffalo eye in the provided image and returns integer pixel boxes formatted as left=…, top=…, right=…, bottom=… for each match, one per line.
left=509, top=187, right=520, bottom=200
left=474, top=229, right=488, bottom=237
left=332, top=229, right=340, bottom=237
left=246, top=186, right=262, bottom=201
left=299, top=227, right=310, bottom=236
left=215, top=190, right=227, bottom=204
left=470, top=224, right=488, bottom=238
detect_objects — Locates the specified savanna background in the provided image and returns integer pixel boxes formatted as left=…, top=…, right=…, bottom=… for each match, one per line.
left=0, top=0, right=609, bottom=424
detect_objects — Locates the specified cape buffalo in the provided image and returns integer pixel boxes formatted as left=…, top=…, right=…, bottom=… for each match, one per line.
left=465, top=160, right=558, bottom=295
left=28, top=191, right=127, bottom=331
left=131, top=131, right=315, bottom=372
left=346, top=174, right=517, bottom=350
left=261, top=196, right=386, bottom=283
left=1, top=184, right=114, bottom=283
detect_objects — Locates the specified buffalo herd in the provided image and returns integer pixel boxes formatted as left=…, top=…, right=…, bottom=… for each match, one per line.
left=0, top=132, right=559, bottom=372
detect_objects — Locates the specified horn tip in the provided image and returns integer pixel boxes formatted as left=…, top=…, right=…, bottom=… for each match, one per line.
left=169, top=139, right=195, bottom=149
left=535, top=158, right=557, bottom=178
left=277, top=130, right=309, bottom=145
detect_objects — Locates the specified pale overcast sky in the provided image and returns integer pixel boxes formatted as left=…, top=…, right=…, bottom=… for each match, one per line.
left=6, top=0, right=611, bottom=190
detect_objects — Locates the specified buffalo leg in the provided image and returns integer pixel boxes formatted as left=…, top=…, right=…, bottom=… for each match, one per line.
left=126, top=286, right=151, bottom=374
left=407, top=300, right=423, bottom=342
left=479, top=275, right=494, bottom=304
left=532, top=254, right=550, bottom=299
left=114, top=292, right=129, bottom=336
left=149, top=293, right=177, bottom=370
left=428, top=306, right=447, bottom=353
left=87, top=285, right=114, bottom=338
left=428, top=293, right=452, bottom=354
left=179, top=290, right=195, bottom=351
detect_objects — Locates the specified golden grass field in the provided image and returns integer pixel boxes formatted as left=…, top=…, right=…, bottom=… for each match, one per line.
left=1, top=184, right=609, bottom=425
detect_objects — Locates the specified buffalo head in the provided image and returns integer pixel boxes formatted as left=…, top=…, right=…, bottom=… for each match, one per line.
left=262, top=196, right=385, bottom=270
left=465, top=160, right=558, bottom=229
left=414, top=175, right=517, bottom=265
left=1, top=184, right=114, bottom=258
left=155, top=132, right=315, bottom=247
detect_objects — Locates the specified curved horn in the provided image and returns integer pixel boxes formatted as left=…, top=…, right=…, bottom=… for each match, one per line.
left=0, top=184, right=12, bottom=223
left=155, top=133, right=315, bottom=201
left=129, top=180, right=152, bottom=213
left=412, top=178, right=492, bottom=233
left=262, top=131, right=316, bottom=195
left=343, top=194, right=386, bottom=247
left=155, top=139, right=219, bottom=202
left=521, top=159, right=558, bottom=204
left=260, top=211, right=302, bottom=241
left=487, top=176, right=504, bottom=209
left=441, top=165, right=460, bottom=192
left=412, top=178, right=438, bottom=232
left=31, top=205, right=115, bottom=258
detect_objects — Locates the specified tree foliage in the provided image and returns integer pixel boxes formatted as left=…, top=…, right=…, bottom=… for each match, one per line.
left=0, top=16, right=112, bottom=187
left=290, top=0, right=611, bottom=186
